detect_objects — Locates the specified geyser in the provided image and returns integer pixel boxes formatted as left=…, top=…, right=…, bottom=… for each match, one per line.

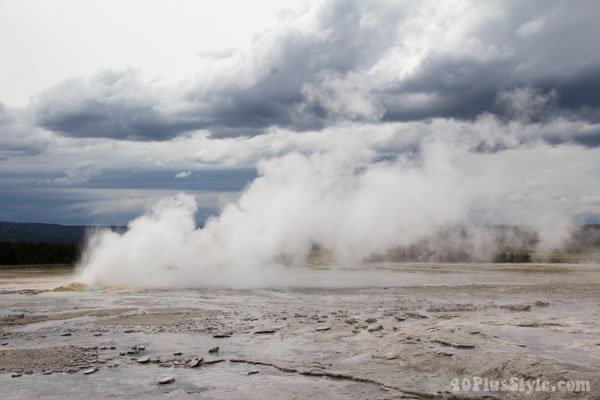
left=77, top=140, right=573, bottom=288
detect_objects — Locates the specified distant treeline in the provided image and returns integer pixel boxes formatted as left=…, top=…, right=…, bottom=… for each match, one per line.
left=0, top=241, right=80, bottom=265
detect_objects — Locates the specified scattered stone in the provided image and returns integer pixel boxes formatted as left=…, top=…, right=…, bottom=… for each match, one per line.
left=365, top=318, right=378, bottom=324
left=316, top=326, right=331, bottom=332
left=432, top=339, right=475, bottom=349
left=208, top=347, right=219, bottom=354
left=138, top=345, right=145, bottom=351
left=158, top=376, right=175, bottom=385
left=535, top=301, right=550, bottom=307
left=368, top=325, right=383, bottom=333
left=501, top=304, right=531, bottom=312
left=404, top=312, right=428, bottom=319
left=427, top=304, right=477, bottom=312
left=394, top=316, right=406, bottom=322
left=173, top=352, right=183, bottom=356
left=344, top=318, right=357, bottom=324
left=137, top=357, right=150, bottom=363
left=83, top=368, right=98, bottom=375
left=247, top=370, right=259, bottom=375
left=93, top=333, right=102, bottom=337
left=43, top=371, right=52, bottom=375
left=11, top=373, right=22, bottom=378
left=124, top=329, right=137, bottom=333
left=213, top=333, right=232, bottom=338
left=254, top=329, right=277, bottom=334
left=60, top=333, right=72, bottom=337
left=1, top=342, right=7, bottom=346
left=203, top=358, right=225, bottom=365
left=187, top=358, right=202, bottom=368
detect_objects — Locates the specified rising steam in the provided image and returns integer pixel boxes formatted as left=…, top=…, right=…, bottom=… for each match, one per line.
left=77, top=140, right=574, bottom=288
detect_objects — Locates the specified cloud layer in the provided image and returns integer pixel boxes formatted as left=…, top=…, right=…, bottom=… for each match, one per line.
left=27, top=0, right=600, bottom=143
left=1, top=0, right=600, bottom=226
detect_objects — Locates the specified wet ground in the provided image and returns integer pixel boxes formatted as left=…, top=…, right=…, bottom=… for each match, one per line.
left=1, top=263, right=599, bottom=399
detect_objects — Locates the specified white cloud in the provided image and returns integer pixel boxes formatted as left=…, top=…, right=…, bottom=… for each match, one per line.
left=174, top=170, right=191, bottom=179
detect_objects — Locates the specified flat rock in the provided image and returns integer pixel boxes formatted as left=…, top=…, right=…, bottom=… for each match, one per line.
left=404, top=312, right=428, bottom=319
left=203, top=358, right=225, bottom=365
left=254, top=329, right=277, bottom=334
left=368, top=324, right=383, bottom=332
left=432, top=339, right=475, bottom=349
left=83, top=368, right=98, bottom=375
left=158, top=376, right=175, bottom=385
left=137, top=357, right=150, bottom=363
left=208, top=347, right=219, bottom=353
left=187, top=358, right=202, bottom=368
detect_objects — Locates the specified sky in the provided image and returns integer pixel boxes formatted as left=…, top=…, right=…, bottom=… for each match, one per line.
left=1, top=0, right=600, bottom=226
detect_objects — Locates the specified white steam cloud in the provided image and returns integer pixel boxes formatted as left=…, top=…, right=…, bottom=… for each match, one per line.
left=77, top=139, right=575, bottom=288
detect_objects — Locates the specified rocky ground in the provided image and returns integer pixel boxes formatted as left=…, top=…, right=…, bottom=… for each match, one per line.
left=0, top=263, right=599, bottom=399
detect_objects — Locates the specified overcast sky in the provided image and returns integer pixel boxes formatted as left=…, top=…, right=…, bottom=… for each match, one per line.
left=1, top=0, right=599, bottom=225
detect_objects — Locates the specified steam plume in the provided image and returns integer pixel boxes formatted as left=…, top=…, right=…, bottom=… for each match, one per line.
left=77, top=140, right=574, bottom=288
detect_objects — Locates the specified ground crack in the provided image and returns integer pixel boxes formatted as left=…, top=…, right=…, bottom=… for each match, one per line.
left=228, top=358, right=442, bottom=399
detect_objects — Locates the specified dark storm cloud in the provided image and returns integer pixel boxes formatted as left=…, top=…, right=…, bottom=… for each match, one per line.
left=31, top=0, right=600, bottom=144
left=31, top=0, right=405, bottom=140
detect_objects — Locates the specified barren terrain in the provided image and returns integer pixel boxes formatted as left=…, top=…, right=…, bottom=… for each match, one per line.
left=1, top=263, right=599, bottom=399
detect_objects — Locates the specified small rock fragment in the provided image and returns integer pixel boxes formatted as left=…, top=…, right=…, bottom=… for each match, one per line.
left=83, top=368, right=98, bottom=375
left=158, top=376, right=175, bottom=385
left=368, top=325, right=383, bottom=332
left=137, top=357, right=150, bottom=364
left=208, top=347, right=219, bottom=354
left=173, top=352, right=183, bottom=356
left=254, top=329, right=277, bottom=334
left=365, top=318, right=377, bottom=324
left=187, top=358, right=203, bottom=368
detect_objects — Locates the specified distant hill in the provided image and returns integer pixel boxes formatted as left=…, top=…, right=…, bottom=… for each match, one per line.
left=0, top=221, right=126, bottom=244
